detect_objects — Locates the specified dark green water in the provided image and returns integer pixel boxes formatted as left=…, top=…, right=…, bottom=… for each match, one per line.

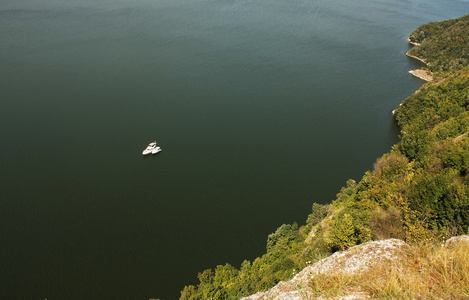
left=1, top=0, right=467, bottom=298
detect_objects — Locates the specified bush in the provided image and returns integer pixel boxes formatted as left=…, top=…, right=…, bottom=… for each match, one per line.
left=369, top=206, right=404, bottom=240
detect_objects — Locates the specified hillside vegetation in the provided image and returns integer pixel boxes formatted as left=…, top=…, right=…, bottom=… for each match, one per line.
left=179, top=15, right=469, bottom=300
left=241, top=237, right=469, bottom=300
left=408, top=15, right=469, bottom=72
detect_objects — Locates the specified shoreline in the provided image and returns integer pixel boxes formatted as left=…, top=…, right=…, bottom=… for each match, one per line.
left=392, top=38, right=433, bottom=116
left=406, top=38, right=434, bottom=81
left=407, top=37, right=421, bottom=47
left=409, top=69, right=433, bottom=81
left=406, top=51, right=428, bottom=65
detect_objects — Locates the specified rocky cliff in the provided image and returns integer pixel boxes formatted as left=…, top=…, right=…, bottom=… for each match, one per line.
left=241, top=236, right=469, bottom=300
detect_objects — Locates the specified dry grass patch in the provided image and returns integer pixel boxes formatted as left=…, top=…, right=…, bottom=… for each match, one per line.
left=308, top=240, right=469, bottom=299
left=309, top=271, right=361, bottom=298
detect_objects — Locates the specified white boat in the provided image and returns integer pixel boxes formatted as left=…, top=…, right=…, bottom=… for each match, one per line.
left=152, top=146, right=162, bottom=154
left=142, top=141, right=157, bottom=155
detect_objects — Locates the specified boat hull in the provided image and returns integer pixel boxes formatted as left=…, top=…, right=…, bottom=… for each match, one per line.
left=152, top=147, right=162, bottom=154
left=142, top=141, right=160, bottom=155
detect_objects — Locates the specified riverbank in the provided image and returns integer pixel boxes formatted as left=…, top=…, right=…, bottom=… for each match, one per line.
left=179, top=14, right=469, bottom=299
left=408, top=69, right=433, bottom=81
left=406, top=38, right=434, bottom=81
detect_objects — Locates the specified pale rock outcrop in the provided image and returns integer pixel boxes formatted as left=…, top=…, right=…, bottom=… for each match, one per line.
left=408, top=69, right=434, bottom=81
left=406, top=39, right=434, bottom=82
left=445, top=235, right=469, bottom=248
left=241, top=239, right=407, bottom=300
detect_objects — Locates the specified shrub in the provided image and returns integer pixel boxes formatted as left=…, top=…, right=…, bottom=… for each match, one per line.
left=369, top=206, right=404, bottom=240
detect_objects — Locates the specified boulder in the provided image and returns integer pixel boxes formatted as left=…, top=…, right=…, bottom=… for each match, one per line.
left=241, top=239, right=407, bottom=300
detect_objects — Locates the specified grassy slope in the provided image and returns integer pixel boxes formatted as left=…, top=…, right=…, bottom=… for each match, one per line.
left=308, top=240, right=469, bottom=299
left=178, top=15, right=469, bottom=300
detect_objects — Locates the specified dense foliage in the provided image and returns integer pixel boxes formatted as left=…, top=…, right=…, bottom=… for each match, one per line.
left=408, top=15, right=469, bottom=72
left=180, top=222, right=312, bottom=300
left=179, top=15, right=469, bottom=300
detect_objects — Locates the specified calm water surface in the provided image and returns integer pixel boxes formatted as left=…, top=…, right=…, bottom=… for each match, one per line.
left=1, top=0, right=467, bottom=298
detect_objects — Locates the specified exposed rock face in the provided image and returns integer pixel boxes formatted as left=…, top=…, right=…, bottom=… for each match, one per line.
left=406, top=40, right=434, bottom=82
left=240, top=239, right=407, bottom=300
left=445, top=235, right=469, bottom=248
left=406, top=51, right=428, bottom=65
left=409, top=69, right=434, bottom=81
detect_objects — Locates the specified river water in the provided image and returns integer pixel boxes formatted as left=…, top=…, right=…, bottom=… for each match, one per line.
left=1, top=0, right=467, bottom=298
